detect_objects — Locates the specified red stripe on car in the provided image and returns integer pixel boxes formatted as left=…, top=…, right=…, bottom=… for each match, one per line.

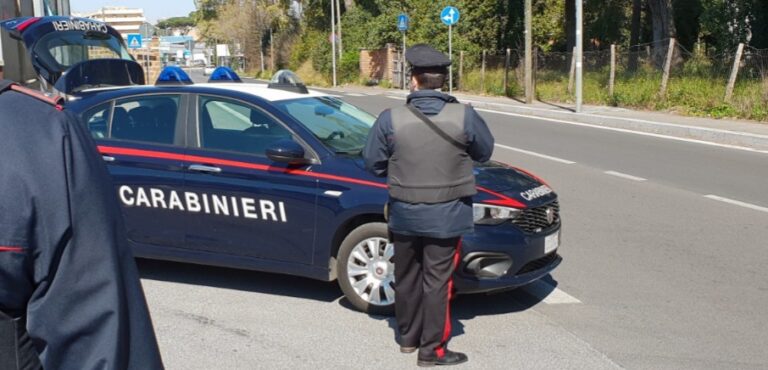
left=15, top=17, right=41, bottom=32
left=97, top=146, right=388, bottom=189
left=476, top=185, right=527, bottom=209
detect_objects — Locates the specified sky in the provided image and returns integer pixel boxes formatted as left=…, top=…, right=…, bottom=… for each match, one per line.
left=70, top=0, right=196, bottom=24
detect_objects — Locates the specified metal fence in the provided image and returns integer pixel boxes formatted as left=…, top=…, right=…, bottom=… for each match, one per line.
left=455, top=39, right=768, bottom=119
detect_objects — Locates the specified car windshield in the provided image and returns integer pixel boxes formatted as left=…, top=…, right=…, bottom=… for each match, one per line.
left=32, top=30, right=132, bottom=74
left=274, top=97, right=376, bottom=154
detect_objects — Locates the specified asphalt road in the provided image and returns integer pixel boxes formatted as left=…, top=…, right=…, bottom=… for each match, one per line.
left=139, top=71, right=768, bottom=369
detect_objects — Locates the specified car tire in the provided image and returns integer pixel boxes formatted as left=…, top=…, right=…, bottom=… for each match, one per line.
left=337, top=222, right=396, bottom=316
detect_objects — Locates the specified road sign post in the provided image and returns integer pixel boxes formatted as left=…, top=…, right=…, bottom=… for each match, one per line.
left=441, top=6, right=460, bottom=93
left=398, top=14, right=409, bottom=90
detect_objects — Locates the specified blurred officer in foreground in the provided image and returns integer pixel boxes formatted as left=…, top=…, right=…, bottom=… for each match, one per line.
left=363, top=44, right=494, bottom=367
left=0, top=80, right=163, bottom=369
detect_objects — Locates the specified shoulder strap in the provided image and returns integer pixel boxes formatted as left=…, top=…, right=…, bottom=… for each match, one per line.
left=406, top=104, right=467, bottom=150
left=0, top=80, right=64, bottom=110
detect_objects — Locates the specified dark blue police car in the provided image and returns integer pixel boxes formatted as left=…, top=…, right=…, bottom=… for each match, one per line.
left=3, top=16, right=562, bottom=314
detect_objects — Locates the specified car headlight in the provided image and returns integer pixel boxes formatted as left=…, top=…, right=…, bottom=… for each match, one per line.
left=473, top=204, right=522, bottom=225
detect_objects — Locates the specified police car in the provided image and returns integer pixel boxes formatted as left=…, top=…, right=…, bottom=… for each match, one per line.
left=2, top=16, right=562, bottom=314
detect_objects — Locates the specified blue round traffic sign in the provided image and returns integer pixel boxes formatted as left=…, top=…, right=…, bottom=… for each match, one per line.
left=440, top=6, right=460, bottom=26
left=397, top=14, right=409, bottom=32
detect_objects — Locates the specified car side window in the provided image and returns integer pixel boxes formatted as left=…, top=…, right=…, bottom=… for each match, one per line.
left=198, top=96, right=292, bottom=156
left=111, top=95, right=180, bottom=145
left=82, top=102, right=112, bottom=139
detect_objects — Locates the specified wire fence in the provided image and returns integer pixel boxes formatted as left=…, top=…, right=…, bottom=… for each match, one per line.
left=455, top=39, right=768, bottom=120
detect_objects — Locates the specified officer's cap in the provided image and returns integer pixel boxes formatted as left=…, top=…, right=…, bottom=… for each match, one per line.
left=405, top=44, right=451, bottom=69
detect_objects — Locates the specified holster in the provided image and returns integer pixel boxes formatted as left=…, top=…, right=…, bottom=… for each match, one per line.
left=0, top=310, right=42, bottom=370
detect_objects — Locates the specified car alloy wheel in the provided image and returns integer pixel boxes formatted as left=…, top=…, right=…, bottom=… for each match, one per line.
left=346, top=236, right=395, bottom=307
left=336, top=222, right=395, bottom=315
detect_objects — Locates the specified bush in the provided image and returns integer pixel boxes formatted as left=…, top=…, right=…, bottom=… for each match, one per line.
left=339, top=51, right=360, bottom=84
left=294, top=61, right=330, bottom=87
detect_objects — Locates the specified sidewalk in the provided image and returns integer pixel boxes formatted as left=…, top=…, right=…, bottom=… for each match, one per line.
left=326, top=84, right=768, bottom=152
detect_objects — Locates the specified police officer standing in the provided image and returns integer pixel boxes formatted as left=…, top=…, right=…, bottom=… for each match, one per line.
left=363, top=44, right=494, bottom=367
left=0, top=80, right=164, bottom=369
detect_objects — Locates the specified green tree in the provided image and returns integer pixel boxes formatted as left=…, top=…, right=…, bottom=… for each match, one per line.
left=700, top=0, right=759, bottom=52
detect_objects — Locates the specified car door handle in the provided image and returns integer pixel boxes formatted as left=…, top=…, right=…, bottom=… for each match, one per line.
left=102, top=155, right=115, bottom=162
left=188, top=164, right=222, bottom=174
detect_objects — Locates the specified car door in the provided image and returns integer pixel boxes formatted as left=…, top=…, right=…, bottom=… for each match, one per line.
left=82, top=93, right=188, bottom=249
left=182, top=94, right=318, bottom=264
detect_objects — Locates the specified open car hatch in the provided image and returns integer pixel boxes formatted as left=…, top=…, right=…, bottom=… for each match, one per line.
left=0, top=16, right=145, bottom=94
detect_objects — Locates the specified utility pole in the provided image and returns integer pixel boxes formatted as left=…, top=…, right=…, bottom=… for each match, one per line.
left=575, top=0, right=583, bottom=112
left=524, top=0, right=533, bottom=104
left=330, top=0, right=337, bottom=86
left=335, top=0, right=343, bottom=58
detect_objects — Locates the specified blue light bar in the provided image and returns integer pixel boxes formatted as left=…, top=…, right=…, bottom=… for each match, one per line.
left=155, top=66, right=193, bottom=85
left=208, top=66, right=242, bottom=83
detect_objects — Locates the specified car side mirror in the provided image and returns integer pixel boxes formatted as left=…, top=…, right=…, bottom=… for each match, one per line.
left=314, top=105, right=334, bottom=117
left=266, top=139, right=309, bottom=165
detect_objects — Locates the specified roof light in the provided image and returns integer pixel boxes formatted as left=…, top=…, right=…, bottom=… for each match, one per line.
left=268, top=69, right=308, bottom=94
left=155, top=66, right=193, bottom=86
left=208, top=66, right=242, bottom=83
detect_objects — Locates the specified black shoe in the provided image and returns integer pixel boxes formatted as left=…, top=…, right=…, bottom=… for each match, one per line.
left=417, top=350, right=468, bottom=367
left=400, top=346, right=417, bottom=354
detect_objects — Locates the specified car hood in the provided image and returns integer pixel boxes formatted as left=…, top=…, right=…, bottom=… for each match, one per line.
left=351, top=158, right=556, bottom=207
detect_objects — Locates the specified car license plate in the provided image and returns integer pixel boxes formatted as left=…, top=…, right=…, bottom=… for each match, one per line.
left=544, top=232, right=559, bottom=254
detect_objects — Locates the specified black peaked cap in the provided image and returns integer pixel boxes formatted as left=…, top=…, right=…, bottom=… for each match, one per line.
left=405, top=44, right=451, bottom=68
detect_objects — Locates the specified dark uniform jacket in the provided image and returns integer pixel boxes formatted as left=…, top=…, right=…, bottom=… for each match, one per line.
left=0, top=84, right=163, bottom=369
left=363, top=90, right=494, bottom=238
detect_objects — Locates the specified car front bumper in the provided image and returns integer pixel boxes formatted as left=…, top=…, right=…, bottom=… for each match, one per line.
left=453, top=224, right=562, bottom=294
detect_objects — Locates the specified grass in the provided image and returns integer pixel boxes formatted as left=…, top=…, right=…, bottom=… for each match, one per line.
left=458, top=68, right=521, bottom=97
left=529, top=69, right=768, bottom=122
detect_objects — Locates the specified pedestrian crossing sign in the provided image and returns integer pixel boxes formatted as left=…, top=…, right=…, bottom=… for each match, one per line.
left=127, top=34, right=142, bottom=49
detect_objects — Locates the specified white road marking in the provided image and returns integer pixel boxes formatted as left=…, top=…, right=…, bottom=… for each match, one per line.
left=345, top=93, right=365, bottom=97
left=604, top=171, right=647, bottom=182
left=524, top=280, right=582, bottom=305
left=477, top=109, right=768, bottom=155
left=386, top=95, right=406, bottom=100
left=495, top=144, right=576, bottom=164
left=704, top=195, right=768, bottom=213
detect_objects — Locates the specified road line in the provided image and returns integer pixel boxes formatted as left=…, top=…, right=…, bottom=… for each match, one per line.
left=386, top=95, right=406, bottom=100
left=604, top=171, right=647, bottom=182
left=523, top=280, right=582, bottom=304
left=704, top=195, right=768, bottom=213
left=467, top=99, right=768, bottom=139
left=495, top=144, right=576, bottom=164
left=344, top=93, right=365, bottom=97
left=477, top=109, right=768, bottom=155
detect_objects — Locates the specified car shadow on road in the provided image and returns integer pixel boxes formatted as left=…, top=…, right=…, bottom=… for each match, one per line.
left=353, top=274, right=558, bottom=347
left=136, top=258, right=343, bottom=303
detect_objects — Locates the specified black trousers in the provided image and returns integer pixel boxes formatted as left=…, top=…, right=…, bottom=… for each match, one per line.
left=392, top=233, right=461, bottom=359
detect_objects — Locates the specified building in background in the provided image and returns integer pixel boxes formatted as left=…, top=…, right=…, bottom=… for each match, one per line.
left=74, top=6, right=145, bottom=38
left=1, top=0, right=70, bottom=80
